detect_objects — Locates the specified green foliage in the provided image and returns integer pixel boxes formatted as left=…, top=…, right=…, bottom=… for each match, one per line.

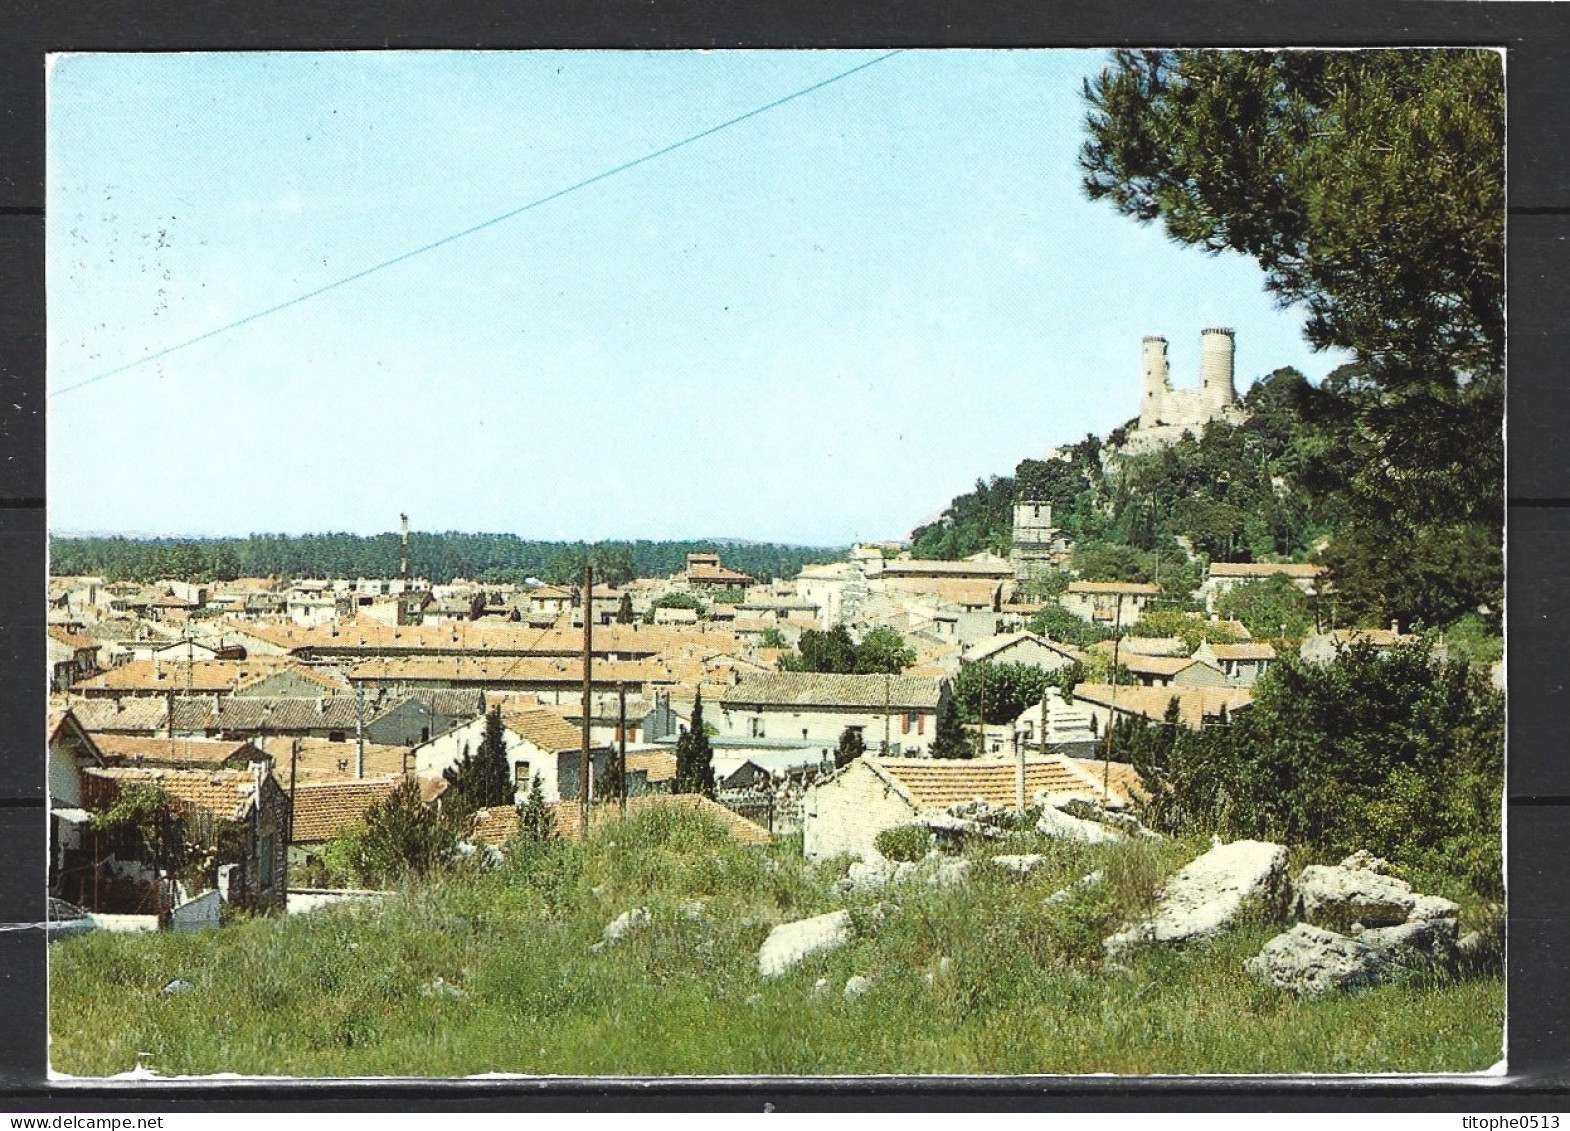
left=952, top=661, right=1059, bottom=726
left=1027, top=605, right=1114, bottom=650
left=873, top=824, right=931, bottom=863
left=1129, top=608, right=1249, bottom=651
left=89, top=783, right=198, bottom=892
left=1442, top=612, right=1503, bottom=666
left=778, top=625, right=914, bottom=675
left=615, top=593, right=634, bottom=624
left=442, top=708, right=512, bottom=811
left=329, top=778, right=465, bottom=888
left=1081, top=48, right=1503, bottom=629
left=1133, top=642, right=1503, bottom=900
left=758, top=627, right=788, bottom=650
left=514, top=773, right=556, bottom=845
left=49, top=534, right=844, bottom=589
left=1215, top=576, right=1315, bottom=641
left=929, top=696, right=973, bottom=760
left=834, top=726, right=866, bottom=769
left=673, top=691, right=716, bottom=798
left=710, top=588, right=744, bottom=605
left=909, top=475, right=1015, bottom=560
left=50, top=807, right=1502, bottom=1077
left=650, top=592, right=704, bottom=612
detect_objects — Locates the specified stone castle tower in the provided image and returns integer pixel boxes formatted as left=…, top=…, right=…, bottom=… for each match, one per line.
left=1126, top=328, right=1245, bottom=453
left=1139, top=327, right=1238, bottom=432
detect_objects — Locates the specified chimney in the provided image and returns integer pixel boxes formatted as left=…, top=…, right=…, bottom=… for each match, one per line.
left=1390, top=619, right=1400, bottom=635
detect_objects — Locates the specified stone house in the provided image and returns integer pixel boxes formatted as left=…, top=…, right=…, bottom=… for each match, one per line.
left=1118, top=654, right=1232, bottom=689
left=961, top=631, right=1082, bottom=673
left=803, top=754, right=1134, bottom=860
left=1192, top=640, right=1278, bottom=687
left=79, top=763, right=290, bottom=915
left=719, top=672, right=946, bottom=757
left=287, top=776, right=402, bottom=869
left=1058, top=581, right=1161, bottom=626
left=1068, top=682, right=1254, bottom=732
left=48, top=709, right=105, bottom=898
left=1201, top=561, right=1327, bottom=613
left=1299, top=624, right=1420, bottom=665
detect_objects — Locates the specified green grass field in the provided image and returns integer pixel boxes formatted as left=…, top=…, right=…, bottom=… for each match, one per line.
left=49, top=807, right=1503, bottom=1077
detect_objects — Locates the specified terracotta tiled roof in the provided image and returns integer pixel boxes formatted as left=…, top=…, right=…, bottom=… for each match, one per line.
left=82, top=766, right=267, bottom=822
left=1070, top=683, right=1253, bottom=729
left=469, top=806, right=519, bottom=845
left=71, top=658, right=293, bottom=694
left=1091, top=637, right=1189, bottom=658
left=625, top=750, right=677, bottom=783
left=224, top=618, right=740, bottom=660
left=68, top=697, right=170, bottom=733
left=1065, top=581, right=1161, bottom=596
left=1205, top=642, right=1277, bottom=661
left=47, top=626, right=99, bottom=651
left=1208, top=562, right=1326, bottom=580
left=963, top=632, right=1082, bottom=664
left=1121, top=655, right=1215, bottom=678
left=282, top=739, right=410, bottom=782
left=348, top=656, right=668, bottom=686
left=722, top=672, right=943, bottom=711
left=499, top=705, right=586, bottom=754
left=879, top=559, right=1013, bottom=578
left=290, top=777, right=400, bottom=843
left=1070, top=758, right=1147, bottom=803
left=88, top=733, right=258, bottom=768
left=869, top=754, right=1128, bottom=809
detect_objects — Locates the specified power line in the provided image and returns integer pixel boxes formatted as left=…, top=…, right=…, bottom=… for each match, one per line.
left=51, top=50, right=903, bottom=400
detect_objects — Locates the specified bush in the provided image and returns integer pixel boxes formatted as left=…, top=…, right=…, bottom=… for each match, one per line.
left=874, top=824, right=932, bottom=863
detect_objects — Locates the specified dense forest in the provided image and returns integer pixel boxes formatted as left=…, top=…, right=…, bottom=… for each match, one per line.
left=47, top=533, right=844, bottom=588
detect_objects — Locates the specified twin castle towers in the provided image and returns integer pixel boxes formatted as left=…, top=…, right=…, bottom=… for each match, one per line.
left=1139, top=327, right=1239, bottom=433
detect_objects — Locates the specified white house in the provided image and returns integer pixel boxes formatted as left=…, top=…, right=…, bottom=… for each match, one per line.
left=413, top=704, right=610, bottom=803
left=718, top=672, right=946, bottom=757
left=1201, top=562, right=1327, bottom=613
left=802, top=754, right=1133, bottom=861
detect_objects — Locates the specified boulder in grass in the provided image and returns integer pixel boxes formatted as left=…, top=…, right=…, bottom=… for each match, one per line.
left=990, top=853, right=1046, bottom=875
left=1340, top=849, right=1393, bottom=874
left=1036, top=804, right=1123, bottom=844
left=843, top=975, right=872, bottom=999
left=1245, top=923, right=1390, bottom=995
left=602, top=907, right=651, bottom=943
left=757, top=910, right=853, bottom=978
left=1045, top=869, right=1105, bottom=907
left=1104, top=839, right=1289, bottom=957
left=1408, top=894, right=1461, bottom=923
left=1296, top=864, right=1416, bottom=928
left=1358, top=916, right=1459, bottom=971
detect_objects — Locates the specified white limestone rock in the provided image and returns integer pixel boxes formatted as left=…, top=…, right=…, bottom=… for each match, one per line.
left=835, top=857, right=917, bottom=894
left=1358, top=916, right=1459, bottom=970
left=1036, top=804, right=1124, bottom=844
left=925, top=856, right=972, bottom=888
left=1296, top=864, right=1416, bottom=928
left=990, top=853, right=1046, bottom=875
left=1104, top=839, right=1289, bottom=957
left=602, top=907, right=651, bottom=943
left=843, top=975, right=872, bottom=999
left=1408, top=894, right=1462, bottom=923
left=1340, top=849, right=1393, bottom=874
left=757, top=910, right=853, bottom=978
left=1245, top=923, right=1390, bottom=995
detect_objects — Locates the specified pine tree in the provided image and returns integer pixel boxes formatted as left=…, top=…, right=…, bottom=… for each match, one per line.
left=930, top=695, right=972, bottom=760
left=515, top=771, right=555, bottom=843
left=673, top=689, right=716, bottom=797
left=445, top=706, right=512, bottom=809
left=834, top=726, right=866, bottom=769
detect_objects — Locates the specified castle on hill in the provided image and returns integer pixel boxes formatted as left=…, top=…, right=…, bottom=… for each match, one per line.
left=1125, top=327, right=1248, bottom=453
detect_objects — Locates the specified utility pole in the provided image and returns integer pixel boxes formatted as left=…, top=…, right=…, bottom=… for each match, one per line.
left=580, top=563, right=593, bottom=834
left=976, top=662, right=988, bottom=758
left=617, top=681, right=628, bottom=817
left=1103, top=593, right=1125, bottom=802
left=1014, top=729, right=1025, bottom=814
left=355, top=680, right=366, bottom=780
left=288, top=738, right=299, bottom=850
left=399, top=513, right=410, bottom=584
left=882, top=672, right=891, bottom=757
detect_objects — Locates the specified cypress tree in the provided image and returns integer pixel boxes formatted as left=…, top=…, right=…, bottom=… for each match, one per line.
left=673, top=689, right=716, bottom=797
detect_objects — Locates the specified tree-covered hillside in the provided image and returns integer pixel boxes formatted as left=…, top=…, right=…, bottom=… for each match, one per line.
left=47, top=533, right=844, bottom=588
left=913, top=48, right=1503, bottom=633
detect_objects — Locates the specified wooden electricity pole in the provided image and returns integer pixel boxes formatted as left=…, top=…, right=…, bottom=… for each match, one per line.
left=617, top=681, right=628, bottom=817
left=976, top=662, right=988, bottom=758
left=1103, top=593, right=1125, bottom=801
left=580, top=563, right=594, bottom=834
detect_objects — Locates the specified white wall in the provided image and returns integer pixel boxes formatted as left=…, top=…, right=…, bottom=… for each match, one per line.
left=717, top=704, right=936, bottom=756
left=803, top=760, right=918, bottom=861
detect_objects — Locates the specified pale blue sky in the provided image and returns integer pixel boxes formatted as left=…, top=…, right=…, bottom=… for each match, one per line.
left=47, top=50, right=1352, bottom=546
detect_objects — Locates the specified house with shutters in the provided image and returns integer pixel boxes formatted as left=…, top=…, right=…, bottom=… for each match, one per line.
left=718, top=672, right=946, bottom=756
left=1058, top=581, right=1162, bottom=626
left=413, top=703, right=613, bottom=803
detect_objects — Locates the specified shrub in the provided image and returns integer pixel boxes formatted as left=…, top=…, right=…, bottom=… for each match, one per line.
left=874, top=824, right=931, bottom=863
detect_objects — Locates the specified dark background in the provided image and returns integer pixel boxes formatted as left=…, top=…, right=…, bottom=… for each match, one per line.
left=1, top=0, right=1565, bottom=1110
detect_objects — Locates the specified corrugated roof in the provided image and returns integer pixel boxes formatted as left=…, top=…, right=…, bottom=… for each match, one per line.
left=722, top=671, right=942, bottom=710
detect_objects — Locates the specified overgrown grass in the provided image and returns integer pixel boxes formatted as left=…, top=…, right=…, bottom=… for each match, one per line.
left=50, top=810, right=1503, bottom=1077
